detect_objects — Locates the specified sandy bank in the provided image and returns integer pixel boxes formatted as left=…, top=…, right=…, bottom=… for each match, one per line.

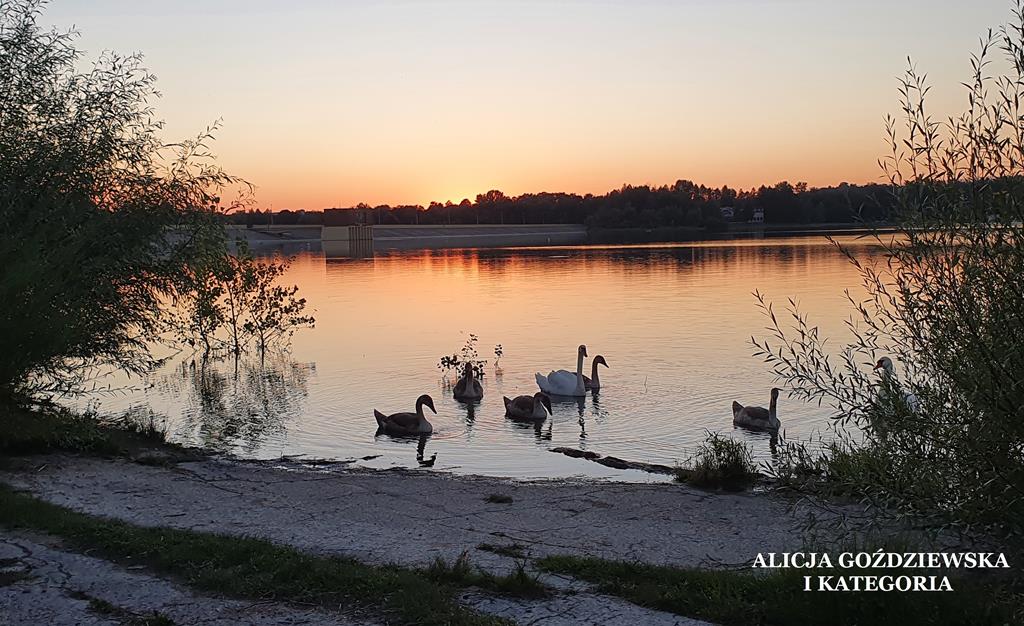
left=1, top=454, right=866, bottom=624
left=1, top=455, right=825, bottom=571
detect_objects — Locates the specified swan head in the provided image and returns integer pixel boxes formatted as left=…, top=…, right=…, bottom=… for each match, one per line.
left=771, top=387, right=781, bottom=399
left=534, top=392, right=553, bottom=415
left=578, top=344, right=588, bottom=358
left=593, top=355, right=608, bottom=369
left=463, top=362, right=475, bottom=378
left=874, top=357, right=894, bottom=375
left=416, top=394, right=436, bottom=414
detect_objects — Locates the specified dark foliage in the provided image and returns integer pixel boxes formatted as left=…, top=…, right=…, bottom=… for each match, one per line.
left=232, top=180, right=898, bottom=228
left=0, top=0, right=248, bottom=398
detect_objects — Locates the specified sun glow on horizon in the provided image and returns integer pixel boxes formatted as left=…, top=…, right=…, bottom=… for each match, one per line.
left=44, top=0, right=1012, bottom=210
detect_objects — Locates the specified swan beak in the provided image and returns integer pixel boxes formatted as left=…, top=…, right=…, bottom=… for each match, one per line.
left=425, top=398, right=437, bottom=414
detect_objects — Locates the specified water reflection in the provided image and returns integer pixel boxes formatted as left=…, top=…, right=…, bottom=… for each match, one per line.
left=86, top=237, right=879, bottom=480
left=505, top=416, right=553, bottom=442
left=155, top=352, right=314, bottom=453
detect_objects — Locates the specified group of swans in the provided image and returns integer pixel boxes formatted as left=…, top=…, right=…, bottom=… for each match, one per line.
left=374, top=344, right=610, bottom=434
left=375, top=347, right=913, bottom=440
left=505, top=344, right=607, bottom=421
left=535, top=344, right=608, bottom=397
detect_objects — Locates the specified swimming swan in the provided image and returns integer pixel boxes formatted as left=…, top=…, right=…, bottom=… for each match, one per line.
left=583, top=355, right=609, bottom=391
left=874, top=356, right=920, bottom=412
left=536, top=345, right=588, bottom=397
left=374, top=394, right=435, bottom=436
left=452, top=362, right=483, bottom=401
left=732, top=387, right=781, bottom=431
left=503, top=392, right=553, bottom=420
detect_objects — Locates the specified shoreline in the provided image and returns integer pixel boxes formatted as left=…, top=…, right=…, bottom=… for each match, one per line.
left=1, top=442, right=1002, bottom=625
left=0, top=452, right=818, bottom=570
left=232, top=222, right=895, bottom=255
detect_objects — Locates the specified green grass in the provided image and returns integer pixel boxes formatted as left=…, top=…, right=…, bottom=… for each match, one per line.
left=0, top=403, right=190, bottom=461
left=676, top=432, right=759, bottom=491
left=426, top=552, right=550, bottom=599
left=0, top=485, right=509, bottom=626
left=537, top=555, right=1019, bottom=626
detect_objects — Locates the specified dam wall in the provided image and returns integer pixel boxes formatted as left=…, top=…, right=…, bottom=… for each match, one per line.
left=322, top=224, right=587, bottom=256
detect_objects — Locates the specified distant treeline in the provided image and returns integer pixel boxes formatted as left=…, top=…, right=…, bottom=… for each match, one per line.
left=230, top=180, right=898, bottom=229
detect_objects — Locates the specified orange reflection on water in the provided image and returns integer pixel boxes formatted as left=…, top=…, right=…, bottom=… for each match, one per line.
left=94, top=237, right=882, bottom=479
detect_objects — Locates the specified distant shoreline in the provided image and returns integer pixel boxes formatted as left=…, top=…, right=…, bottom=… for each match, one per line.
left=578, top=222, right=895, bottom=246
left=229, top=222, right=898, bottom=255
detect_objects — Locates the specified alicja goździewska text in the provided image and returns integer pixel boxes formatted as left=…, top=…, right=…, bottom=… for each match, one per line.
left=752, top=551, right=1010, bottom=592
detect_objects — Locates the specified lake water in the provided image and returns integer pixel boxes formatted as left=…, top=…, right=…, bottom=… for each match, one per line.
left=92, top=235, right=880, bottom=481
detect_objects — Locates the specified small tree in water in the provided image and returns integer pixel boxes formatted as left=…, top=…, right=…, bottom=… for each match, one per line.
left=0, top=0, right=313, bottom=399
left=0, top=0, right=247, bottom=399
left=226, top=250, right=315, bottom=358
left=168, top=243, right=315, bottom=361
left=755, top=3, right=1024, bottom=545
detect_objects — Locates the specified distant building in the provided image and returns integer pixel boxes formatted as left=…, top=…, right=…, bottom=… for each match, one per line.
left=719, top=206, right=735, bottom=220
left=750, top=207, right=765, bottom=224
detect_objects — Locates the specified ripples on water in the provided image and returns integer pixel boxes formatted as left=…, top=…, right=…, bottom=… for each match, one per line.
left=89, top=236, right=881, bottom=481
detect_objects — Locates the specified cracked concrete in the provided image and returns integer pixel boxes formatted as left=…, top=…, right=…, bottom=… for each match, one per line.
left=2, top=456, right=824, bottom=570
left=0, top=533, right=369, bottom=625
left=1, top=454, right=849, bottom=624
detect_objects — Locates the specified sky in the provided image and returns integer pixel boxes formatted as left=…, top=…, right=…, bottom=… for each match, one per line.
left=45, top=0, right=1013, bottom=209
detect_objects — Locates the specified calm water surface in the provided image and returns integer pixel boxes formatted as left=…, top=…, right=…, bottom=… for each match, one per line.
left=92, top=236, right=880, bottom=481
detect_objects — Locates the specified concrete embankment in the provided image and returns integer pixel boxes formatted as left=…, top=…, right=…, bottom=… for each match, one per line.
left=224, top=224, right=588, bottom=255
left=323, top=224, right=587, bottom=256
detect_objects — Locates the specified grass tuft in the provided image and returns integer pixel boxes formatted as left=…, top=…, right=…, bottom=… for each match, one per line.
left=426, top=551, right=549, bottom=599
left=0, top=403, right=181, bottom=459
left=675, top=432, right=758, bottom=491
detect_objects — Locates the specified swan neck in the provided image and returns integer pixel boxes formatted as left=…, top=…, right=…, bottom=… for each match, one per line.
left=576, top=352, right=585, bottom=390
left=769, top=394, right=778, bottom=425
left=591, top=359, right=600, bottom=386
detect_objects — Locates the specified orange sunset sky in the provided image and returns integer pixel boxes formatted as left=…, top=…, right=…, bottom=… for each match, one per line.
left=47, top=0, right=1012, bottom=209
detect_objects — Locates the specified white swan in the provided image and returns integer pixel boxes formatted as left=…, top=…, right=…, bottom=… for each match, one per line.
left=874, top=356, right=920, bottom=412
left=536, top=345, right=588, bottom=397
